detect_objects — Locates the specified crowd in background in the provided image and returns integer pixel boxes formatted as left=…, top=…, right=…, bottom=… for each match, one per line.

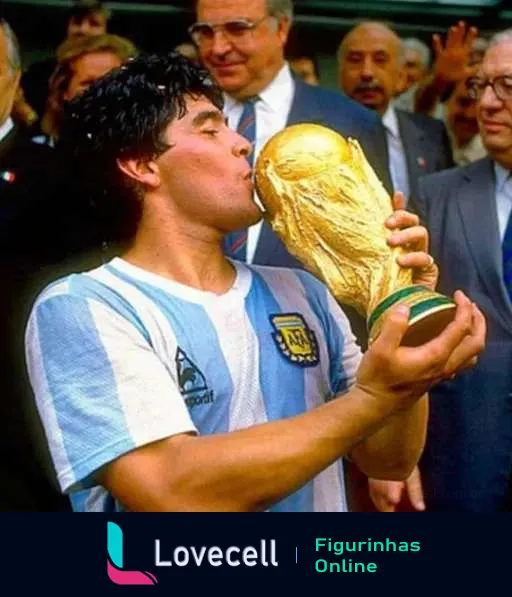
left=0, top=0, right=511, bottom=512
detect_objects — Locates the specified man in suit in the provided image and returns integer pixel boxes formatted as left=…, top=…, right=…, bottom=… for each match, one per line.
left=192, top=0, right=392, bottom=271
left=0, top=18, right=70, bottom=511
left=20, top=0, right=111, bottom=123
left=338, top=22, right=453, bottom=212
left=370, top=29, right=512, bottom=511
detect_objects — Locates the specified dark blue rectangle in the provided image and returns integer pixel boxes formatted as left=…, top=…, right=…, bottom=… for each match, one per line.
left=1, top=514, right=510, bottom=593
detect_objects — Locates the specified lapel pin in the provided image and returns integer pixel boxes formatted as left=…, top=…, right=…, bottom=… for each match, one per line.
left=417, top=157, right=427, bottom=168
left=0, top=170, right=16, bottom=183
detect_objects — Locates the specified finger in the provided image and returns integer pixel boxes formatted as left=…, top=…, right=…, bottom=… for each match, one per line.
left=387, top=226, right=428, bottom=252
left=369, top=480, right=403, bottom=511
left=386, top=209, right=420, bottom=230
left=432, top=34, right=443, bottom=57
left=373, top=497, right=397, bottom=512
left=464, top=25, right=479, bottom=50
left=445, top=25, right=460, bottom=50
left=406, top=468, right=425, bottom=511
left=441, top=304, right=486, bottom=376
left=372, top=304, right=410, bottom=351
left=391, top=191, right=406, bottom=211
left=396, top=251, right=434, bottom=270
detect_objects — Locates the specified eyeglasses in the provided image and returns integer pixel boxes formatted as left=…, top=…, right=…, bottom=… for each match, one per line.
left=188, top=16, right=270, bottom=47
left=466, top=75, right=512, bottom=102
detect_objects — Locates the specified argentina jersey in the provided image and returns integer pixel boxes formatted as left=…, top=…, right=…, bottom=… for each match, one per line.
left=25, top=257, right=362, bottom=513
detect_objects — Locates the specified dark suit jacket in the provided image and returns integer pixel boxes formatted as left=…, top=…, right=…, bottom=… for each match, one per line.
left=0, top=125, right=74, bottom=511
left=417, top=158, right=512, bottom=511
left=395, top=109, right=453, bottom=212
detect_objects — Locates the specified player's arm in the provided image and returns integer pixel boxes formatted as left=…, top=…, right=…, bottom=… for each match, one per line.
left=98, top=291, right=483, bottom=512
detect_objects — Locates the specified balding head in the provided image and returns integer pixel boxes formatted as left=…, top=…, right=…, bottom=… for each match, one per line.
left=338, top=21, right=405, bottom=115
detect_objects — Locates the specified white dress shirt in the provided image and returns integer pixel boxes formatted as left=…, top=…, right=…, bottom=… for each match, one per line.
left=382, top=105, right=410, bottom=200
left=495, top=162, right=512, bottom=242
left=0, top=117, right=14, bottom=145
left=223, top=63, right=295, bottom=263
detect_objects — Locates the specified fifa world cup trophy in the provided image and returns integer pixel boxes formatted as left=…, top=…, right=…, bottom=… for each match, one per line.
left=254, top=123, right=456, bottom=346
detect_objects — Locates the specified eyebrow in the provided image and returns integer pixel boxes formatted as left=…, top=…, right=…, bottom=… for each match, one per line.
left=191, top=110, right=225, bottom=128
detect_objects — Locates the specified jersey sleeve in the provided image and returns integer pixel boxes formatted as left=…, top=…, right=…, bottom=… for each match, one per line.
left=25, top=291, right=197, bottom=494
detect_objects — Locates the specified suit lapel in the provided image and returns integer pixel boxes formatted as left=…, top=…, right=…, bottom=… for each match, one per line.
left=457, top=158, right=512, bottom=330
left=286, top=77, right=324, bottom=126
left=252, top=221, right=281, bottom=264
left=396, top=110, right=427, bottom=204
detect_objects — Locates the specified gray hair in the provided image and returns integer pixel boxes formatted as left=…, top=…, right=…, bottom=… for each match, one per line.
left=401, top=37, right=431, bottom=68
left=267, top=0, right=293, bottom=22
left=488, top=28, right=512, bottom=49
left=0, top=18, right=21, bottom=74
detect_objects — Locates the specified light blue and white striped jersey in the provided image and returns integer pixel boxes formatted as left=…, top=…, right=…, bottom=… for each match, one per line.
left=25, top=257, right=362, bottom=512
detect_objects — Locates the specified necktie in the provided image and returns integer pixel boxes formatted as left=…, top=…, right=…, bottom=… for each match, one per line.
left=224, top=98, right=258, bottom=262
left=502, top=175, right=512, bottom=301
left=385, top=125, right=410, bottom=200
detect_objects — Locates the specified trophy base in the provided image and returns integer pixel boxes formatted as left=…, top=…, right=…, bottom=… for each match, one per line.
left=368, top=285, right=457, bottom=347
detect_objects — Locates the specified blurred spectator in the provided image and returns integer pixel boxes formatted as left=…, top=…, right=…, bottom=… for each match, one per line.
left=66, top=0, right=110, bottom=40
left=469, top=36, right=489, bottom=66
left=21, top=0, right=112, bottom=121
left=174, top=42, right=200, bottom=63
left=402, top=37, right=431, bottom=91
left=371, top=28, right=512, bottom=512
left=11, top=87, right=38, bottom=128
left=0, top=18, right=69, bottom=511
left=33, top=33, right=137, bottom=145
left=288, top=54, right=320, bottom=86
left=444, top=70, right=486, bottom=165
left=414, top=21, right=479, bottom=116
left=394, top=37, right=431, bottom=111
left=338, top=21, right=453, bottom=210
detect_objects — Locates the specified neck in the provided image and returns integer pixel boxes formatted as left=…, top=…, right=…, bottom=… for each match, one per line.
left=122, top=195, right=237, bottom=295
left=492, top=154, right=512, bottom=173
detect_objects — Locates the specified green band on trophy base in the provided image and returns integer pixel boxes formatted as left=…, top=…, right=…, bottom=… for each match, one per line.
left=368, top=285, right=457, bottom=347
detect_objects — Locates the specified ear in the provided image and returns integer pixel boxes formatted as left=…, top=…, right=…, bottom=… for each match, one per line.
left=395, top=65, right=408, bottom=96
left=116, top=157, right=161, bottom=190
left=276, top=16, right=291, bottom=46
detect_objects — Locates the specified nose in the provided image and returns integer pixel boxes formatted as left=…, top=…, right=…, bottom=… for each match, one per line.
left=361, top=56, right=376, bottom=80
left=233, top=130, right=252, bottom=160
left=479, top=84, right=503, bottom=110
left=210, top=29, right=233, bottom=56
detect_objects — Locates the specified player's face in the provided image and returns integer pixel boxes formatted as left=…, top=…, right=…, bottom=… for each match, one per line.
left=155, top=95, right=262, bottom=233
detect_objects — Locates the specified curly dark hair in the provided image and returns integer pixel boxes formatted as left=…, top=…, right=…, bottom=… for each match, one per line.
left=58, top=51, right=224, bottom=249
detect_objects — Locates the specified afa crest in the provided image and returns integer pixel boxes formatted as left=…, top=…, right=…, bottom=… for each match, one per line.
left=270, top=313, right=319, bottom=367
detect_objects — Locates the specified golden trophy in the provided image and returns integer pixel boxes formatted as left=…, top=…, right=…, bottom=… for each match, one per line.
left=254, top=123, right=456, bottom=346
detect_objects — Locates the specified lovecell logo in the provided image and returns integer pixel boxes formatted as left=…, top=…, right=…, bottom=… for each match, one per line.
left=107, top=522, right=158, bottom=585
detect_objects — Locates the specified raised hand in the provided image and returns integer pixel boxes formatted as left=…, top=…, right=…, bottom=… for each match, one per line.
left=432, top=20, right=479, bottom=84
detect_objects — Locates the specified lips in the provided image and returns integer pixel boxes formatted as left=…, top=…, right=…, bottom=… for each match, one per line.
left=482, top=121, right=508, bottom=133
left=211, top=63, right=244, bottom=73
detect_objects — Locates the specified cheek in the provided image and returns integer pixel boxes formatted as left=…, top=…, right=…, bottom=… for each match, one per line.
left=342, top=70, right=358, bottom=90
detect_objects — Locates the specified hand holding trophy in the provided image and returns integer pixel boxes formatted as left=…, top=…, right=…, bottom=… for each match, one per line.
left=254, top=123, right=456, bottom=346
